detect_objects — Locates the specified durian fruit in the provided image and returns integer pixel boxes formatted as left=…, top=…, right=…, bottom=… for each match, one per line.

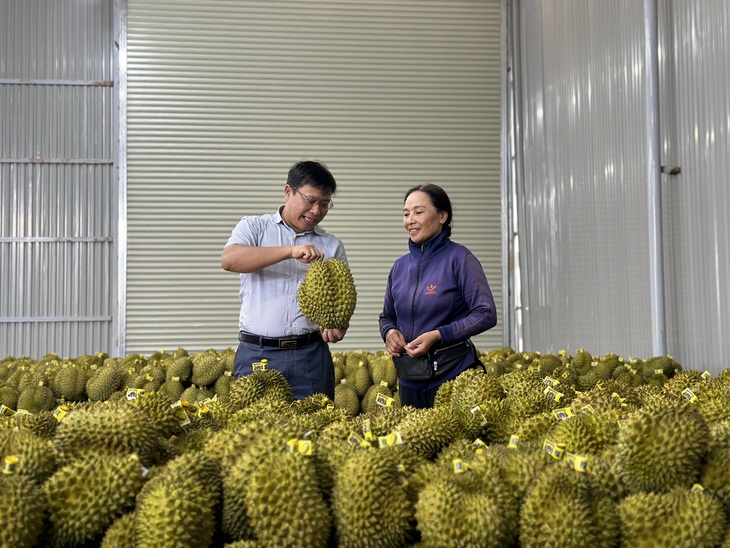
left=568, top=348, right=594, bottom=376
left=16, top=381, right=57, bottom=413
left=214, top=371, right=234, bottom=399
left=165, top=356, right=193, bottom=383
left=699, top=446, right=730, bottom=517
left=0, top=384, right=20, bottom=409
left=618, top=487, right=725, bottom=548
left=349, top=364, right=372, bottom=398
left=191, top=350, right=226, bottom=387
left=500, top=370, right=561, bottom=430
left=333, top=360, right=346, bottom=385
left=551, top=410, right=619, bottom=456
left=86, top=363, right=124, bottom=401
left=643, top=355, right=682, bottom=378
left=442, top=368, right=508, bottom=440
left=345, top=351, right=369, bottom=379
left=53, top=404, right=164, bottom=466
left=536, top=353, right=563, bottom=374
left=661, top=369, right=706, bottom=398
left=221, top=459, right=257, bottom=541
left=693, top=380, right=730, bottom=422
left=101, top=511, right=136, bottom=548
left=43, top=453, right=147, bottom=546
left=129, top=363, right=166, bottom=392
left=127, top=391, right=183, bottom=439
left=359, top=404, right=413, bottom=438
left=134, top=452, right=221, bottom=548
left=13, top=410, right=59, bottom=439
left=415, top=453, right=519, bottom=547
left=368, top=353, right=389, bottom=385
left=312, top=420, right=362, bottom=499
left=520, top=465, right=619, bottom=548
left=225, top=373, right=268, bottom=412
left=361, top=383, right=393, bottom=414
left=0, top=474, right=46, bottom=548
left=481, top=444, right=547, bottom=504
left=158, top=377, right=185, bottom=402
left=332, top=446, right=414, bottom=548
left=296, top=392, right=334, bottom=414
left=334, top=380, right=360, bottom=416
left=289, top=406, right=342, bottom=434
left=449, top=368, right=506, bottom=409
left=396, top=406, right=461, bottom=459
left=570, top=379, right=640, bottom=414
left=616, top=402, right=709, bottom=494
left=382, top=356, right=398, bottom=388
left=514, top=410, right=559, bottom=444
left=298, top=258, right=357, bottom=329
left=0, top=429, right=57, bottom=484
left=179, top=384, right=214, bottom=404
left=433, top=378, right=455, bottom=407
left=195, top=397, right=233, bottom=431
left=52, top=363, right=89, bottom=401
left=632, top=383, right=675, bottom=409
left=218, top=421, right=300, bottom=542
left=246, top=451, right=331, bottom=547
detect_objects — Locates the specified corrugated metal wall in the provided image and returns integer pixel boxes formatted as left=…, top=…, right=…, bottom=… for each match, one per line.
left=126, top=0, right=503, bottom=355
left=508, top=0, right=730, bottom=372
left=0, top=0, right=117, bottom=359
left=659, top=0, right=730, bottom=372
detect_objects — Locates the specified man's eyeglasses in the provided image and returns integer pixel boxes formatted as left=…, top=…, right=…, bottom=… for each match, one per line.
left=291, top=186, right=334, bottom=210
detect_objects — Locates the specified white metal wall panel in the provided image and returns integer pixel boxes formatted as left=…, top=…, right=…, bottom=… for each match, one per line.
left=126, top=0, right=503, bottom=354
left=659, top=0, right=730, bottom=372
left=509, top=0, right=730, bottom=372
left=511, top=0, right=652, bottom=358
left=0, top=0, right=116, bottom=359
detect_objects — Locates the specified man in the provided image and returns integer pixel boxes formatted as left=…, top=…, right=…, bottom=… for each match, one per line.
left=221, top=160, right=348, bottom=400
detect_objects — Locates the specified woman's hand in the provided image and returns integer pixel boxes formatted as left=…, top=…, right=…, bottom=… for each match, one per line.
left=404, top=330, right=442, bottom=357
left=385, top=329, right=407, bottom=356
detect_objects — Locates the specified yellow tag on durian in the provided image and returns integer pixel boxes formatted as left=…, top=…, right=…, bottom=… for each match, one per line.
left=552, top=407, right=574, bottom=420
left=543, top=439, right=565, bottom=460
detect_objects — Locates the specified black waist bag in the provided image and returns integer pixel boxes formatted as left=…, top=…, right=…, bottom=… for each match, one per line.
left=393, top=340, right=473, bottom=382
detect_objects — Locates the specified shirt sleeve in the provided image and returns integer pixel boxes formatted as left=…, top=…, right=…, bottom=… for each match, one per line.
left=438, top=253, right=497, bottom=344
left=378, top=267, right=398, bottom=341
left=225, top=216, right=263, bottom=247
left=333, top=239, right=348, bottom=264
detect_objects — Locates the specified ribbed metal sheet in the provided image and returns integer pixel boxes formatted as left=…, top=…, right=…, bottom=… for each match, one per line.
left=508, top=0, right=730, bottom=372
left=659, top=0, right=730, bottom=373
left=0, top=0, right=116, bottom=359
left=126, top=0, right=503, bottom=355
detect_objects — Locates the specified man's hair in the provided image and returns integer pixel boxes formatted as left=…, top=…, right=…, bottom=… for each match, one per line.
left=404, top=184, right=453, bottom=237
left=287, top=161, right=337, bottom=195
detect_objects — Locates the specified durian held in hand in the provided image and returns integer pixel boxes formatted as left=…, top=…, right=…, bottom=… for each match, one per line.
left=298, top=258, right=357, bottom=329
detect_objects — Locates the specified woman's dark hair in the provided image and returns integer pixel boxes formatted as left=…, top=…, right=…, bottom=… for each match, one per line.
left=404, top=184, right=452, bottom=237
left=287, top=160, right=337, bottom=195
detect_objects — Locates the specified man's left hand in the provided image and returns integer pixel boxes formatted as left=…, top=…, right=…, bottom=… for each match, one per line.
left=321, top=327, right=347, bottom=343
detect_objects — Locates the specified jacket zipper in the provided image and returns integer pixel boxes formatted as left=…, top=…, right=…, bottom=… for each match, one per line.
left=409, top=244, right=424, bottom=341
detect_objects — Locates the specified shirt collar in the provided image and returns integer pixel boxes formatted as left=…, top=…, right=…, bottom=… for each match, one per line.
left=408, top=230, right=449, bottom=256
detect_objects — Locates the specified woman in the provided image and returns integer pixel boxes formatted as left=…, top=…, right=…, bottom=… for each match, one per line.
left=379, top=184, right=497, bottom=408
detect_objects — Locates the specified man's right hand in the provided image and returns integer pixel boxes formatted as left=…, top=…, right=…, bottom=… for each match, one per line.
left=292, top=244, right=325, bottom=263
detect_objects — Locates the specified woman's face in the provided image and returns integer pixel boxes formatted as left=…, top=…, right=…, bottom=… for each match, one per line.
left=403, top=190, right=446, bottom=244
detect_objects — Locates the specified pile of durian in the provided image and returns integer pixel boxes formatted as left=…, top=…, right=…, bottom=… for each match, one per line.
left=1, top=346, right=729, bottom=547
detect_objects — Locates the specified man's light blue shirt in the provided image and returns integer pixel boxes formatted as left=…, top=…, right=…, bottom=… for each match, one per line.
left=225, top=207, right=348, bottom=337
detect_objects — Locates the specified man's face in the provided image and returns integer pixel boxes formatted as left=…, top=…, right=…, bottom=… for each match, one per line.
left=282, top=183, right=333, bottom=233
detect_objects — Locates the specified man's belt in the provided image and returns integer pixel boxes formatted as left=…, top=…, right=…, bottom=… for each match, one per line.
left=238, top=331, right=322, bottom=349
